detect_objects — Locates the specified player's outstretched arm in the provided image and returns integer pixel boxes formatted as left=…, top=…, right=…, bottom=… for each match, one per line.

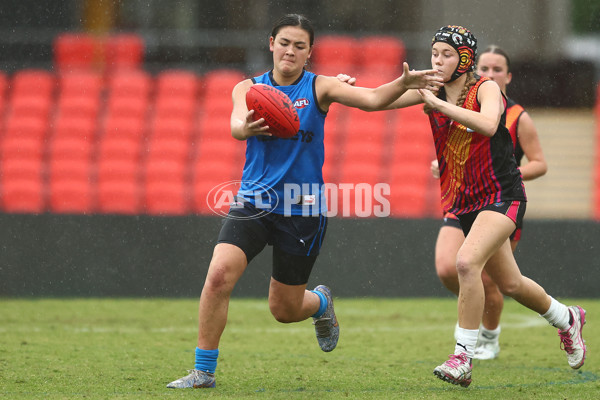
left=317, top=62, right=442, bottom=112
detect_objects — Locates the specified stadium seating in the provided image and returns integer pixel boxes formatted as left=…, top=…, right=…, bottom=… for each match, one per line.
left=0, top=33, right=439, bottom=218
left=357, top=35, right=405, bottom=75
left=311, top=35, right=358, bottom=76
left=54, top=32, right=144, bottom=73
left=10, top=69, right=55, bottom=98
left=58, top=70, right=104, bottom=98
left=96, top=159, right=142, bottom=214
left=53, top=33, right=101, bottom=71
left=104, top=33, right=145, bottom=71
left=155, top=69, right=198, bottom=100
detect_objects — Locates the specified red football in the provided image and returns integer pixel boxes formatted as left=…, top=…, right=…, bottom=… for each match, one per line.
left=245, top=84, right=300, bottom=138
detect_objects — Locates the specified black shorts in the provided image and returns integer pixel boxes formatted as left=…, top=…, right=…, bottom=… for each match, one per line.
left=217, top=200, right=327, bottom=285
left=442, top=210, right=522, bottom=241
left=456, top=201, right=526, bottom=237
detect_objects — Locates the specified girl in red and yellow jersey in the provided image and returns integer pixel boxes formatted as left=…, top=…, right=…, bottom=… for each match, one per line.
left=381, top=26, right=585, bottom=387
left=432, top=45, right=548, bottom=361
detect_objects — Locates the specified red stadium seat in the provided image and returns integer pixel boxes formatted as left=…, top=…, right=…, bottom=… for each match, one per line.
left=0, top=71, right=7, bottom=114
left=311, top=35, right=358, bottom=75
left=51, top=116, right=97, bottom=140
left=312, top=34, right=357, bottom=66
left=56, top=95, right=101, bottom=120
left=0, top=178, right=45, bottom=213
left=48, top=159, right=91, bottom=185
left=4, top=115, right=48, bottom=140
left=101, top=117, right=147, bottom=142
left=10, top=69, right=55, bottom=98
left=0, top=136, right=45, bottom=161
left=149, top=117, right=193, bottom=141
left=153, top=96, right=196, bottom=121
left=357, top=35, right=405, bottom=73
left=338, top=161, right=382, bottom=186
left=104, top=33, right=145, bottom=71
left=156, top=69, right=198, bottom=99
left=97, top=180, right=142, bottom=214
left=53, top=33, right=102, bottom=71
left=97, top=159, right=140, bottom=184
left=144, top=159, right=187, bottom=183
left=98, top=137, right=142, bottom=162
left=144, top=181, right=189, bottom=215
left=49, top=137, right=95, bottom=163
left=48, top=179, right=94, bottom=214
left=107, top=69, right=152, bottom=99
left=0, top=71, right=8, bottom=96
left=1, top=158, right=42, bottom=181
left=58, top=70, right=104, bottom=97
left=105, top=95, right=149, bottom=120
left=8, top=95, right=53, bottom=120
left=147, top=137, right=191, bottom=163
left=201, top=69, right=244, bottom=97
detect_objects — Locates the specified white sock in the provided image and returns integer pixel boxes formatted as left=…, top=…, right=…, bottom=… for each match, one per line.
left=455, top=327, right=479, bottom=359
left=479, top=325, right=501, bottom=341
left=541, top=297, right=570, bottom=330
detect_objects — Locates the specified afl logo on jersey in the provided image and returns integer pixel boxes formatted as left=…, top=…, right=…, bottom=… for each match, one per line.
left=294, top=98, right=310, bottom=109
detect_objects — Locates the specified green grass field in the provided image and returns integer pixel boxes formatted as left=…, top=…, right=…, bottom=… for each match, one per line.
left=1, top=297, right=597, bottom=399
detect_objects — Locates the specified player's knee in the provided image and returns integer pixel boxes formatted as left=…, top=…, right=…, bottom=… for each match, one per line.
left=268, top=301, right=296, bottom=323
left=455, top=254, right=478, bottom=278
left=204, top=264, right=235, bottom=295
left=436, top=259, right=458, bottom=284
left=496, top=279, right=521, bottom=297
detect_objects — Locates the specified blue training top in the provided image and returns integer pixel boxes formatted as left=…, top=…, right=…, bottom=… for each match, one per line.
left=237, top=70, right=327, bottom=216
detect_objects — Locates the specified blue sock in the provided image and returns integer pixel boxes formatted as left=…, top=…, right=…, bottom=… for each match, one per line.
left=195, top=347, right=219, bottom=374
left=311, top=290, right=328, bottom=318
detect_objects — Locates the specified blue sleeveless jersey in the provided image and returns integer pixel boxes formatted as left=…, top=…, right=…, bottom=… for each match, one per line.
left=237, top=70, right=327, bottom=216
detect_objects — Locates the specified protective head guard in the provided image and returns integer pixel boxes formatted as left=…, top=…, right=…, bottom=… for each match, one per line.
left=432, top=25, right=477, bottom=82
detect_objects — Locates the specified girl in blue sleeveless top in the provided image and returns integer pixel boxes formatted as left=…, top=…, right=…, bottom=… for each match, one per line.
left=167, top=13, right=443, bottom=389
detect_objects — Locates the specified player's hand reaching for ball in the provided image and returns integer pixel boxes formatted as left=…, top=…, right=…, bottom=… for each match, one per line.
left=400, top=62, right=444, bottom=92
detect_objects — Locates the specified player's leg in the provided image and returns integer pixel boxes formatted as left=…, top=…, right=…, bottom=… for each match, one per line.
left=474, top=269, right=503, bottom=359
left=484, top=231, right=586, bottom=369
left=268, top=248, right=320, bottom=322
left=434, top=221, right=464, bottom=296
left=198, top=243, right=249, bottom=348
left=268, top=214, right=338, bottom=351
left=473, top=234, right=519, bottom=360
left=434, top=210, right=512, bottom=387
left=168, top=204, right=270, bottom=389
left=167, top=243, right=249, bottom=389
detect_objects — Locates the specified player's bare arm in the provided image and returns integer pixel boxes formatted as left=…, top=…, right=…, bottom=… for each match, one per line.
left=231, top=80, right=272, bottom=140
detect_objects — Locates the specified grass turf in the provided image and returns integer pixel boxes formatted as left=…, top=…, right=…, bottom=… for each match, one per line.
left=0, top=297, right=598, bottom=399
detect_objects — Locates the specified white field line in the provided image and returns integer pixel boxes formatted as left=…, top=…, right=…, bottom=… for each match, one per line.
left=0, top=313, right=546, bottom=334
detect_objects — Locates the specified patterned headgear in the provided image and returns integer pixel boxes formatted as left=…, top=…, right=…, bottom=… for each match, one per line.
left=432, top=25, right=477, bottom=82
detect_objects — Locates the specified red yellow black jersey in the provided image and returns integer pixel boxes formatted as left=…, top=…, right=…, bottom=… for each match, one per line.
left=429, top=77, right=527, bottom=215
left=505, top=97, right=525, bottom=165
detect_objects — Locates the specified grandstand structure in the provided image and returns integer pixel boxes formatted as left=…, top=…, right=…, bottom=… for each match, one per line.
left=0, top=32, right=596, bottom=219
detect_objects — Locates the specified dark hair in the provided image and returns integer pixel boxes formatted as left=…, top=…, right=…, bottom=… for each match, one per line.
left=270, top=14, right=314, bottom=46
left=478, top=45, right=511, bottom=72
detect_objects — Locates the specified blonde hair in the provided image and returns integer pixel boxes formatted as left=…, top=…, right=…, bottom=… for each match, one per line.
left=455, top=72, right=477, bottom=107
